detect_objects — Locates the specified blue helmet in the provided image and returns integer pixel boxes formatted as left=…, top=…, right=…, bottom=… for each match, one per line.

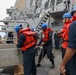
left=71, top=6, right=76, bottom=16
left=62, top=13, right=72, bottom=18
left=31, top=28, right=34, bottom=31
left=41, top=23, right=47, bottom=29
left=14, top=24, right=22, bottom=33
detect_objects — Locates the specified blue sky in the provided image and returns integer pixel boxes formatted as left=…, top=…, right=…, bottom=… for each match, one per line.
left=0, top=0, right=16, bottom=38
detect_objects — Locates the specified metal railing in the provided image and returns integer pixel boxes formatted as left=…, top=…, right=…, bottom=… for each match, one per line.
left=0, top=20, right=29, bottom=23
left=0, top=20, right=30, bottom=44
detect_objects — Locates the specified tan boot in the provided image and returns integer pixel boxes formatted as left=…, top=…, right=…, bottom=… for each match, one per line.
left=14, top=64, right=24, bottom=75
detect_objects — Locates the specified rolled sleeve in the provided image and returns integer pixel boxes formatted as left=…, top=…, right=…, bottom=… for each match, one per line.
left=68, top=21, right=76, bottom=49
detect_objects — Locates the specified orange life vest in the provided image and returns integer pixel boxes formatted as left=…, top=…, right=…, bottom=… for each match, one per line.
left=18, top=28, right=37, bottom=51
left=42, top=28, right=53, bottom=42
left=59, top=21, right=71, bottom=49
left=71, top=16, right=76, bottom=21
left=17, top=28, right=31, bottom=37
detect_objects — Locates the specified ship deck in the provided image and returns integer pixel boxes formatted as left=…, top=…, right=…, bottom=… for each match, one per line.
left=0, top=48, right=62, bottom=75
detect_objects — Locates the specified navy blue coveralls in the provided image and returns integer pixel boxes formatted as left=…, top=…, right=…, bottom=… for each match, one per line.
left=37, top=31, right=54, bottom=65
left=17, top=34, right=36, bottom=75
left=54, top=33, right=60, bottom=50
left=67, top=21, right=76, bottom=75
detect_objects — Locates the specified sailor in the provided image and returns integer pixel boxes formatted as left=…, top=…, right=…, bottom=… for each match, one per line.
left=14, top=24, right=37, bottom=75
left=54, top=29, right=60, bottom=50
left=58, top=13, right=72, bottom=75
left=35, top=23, right=55, bottom=68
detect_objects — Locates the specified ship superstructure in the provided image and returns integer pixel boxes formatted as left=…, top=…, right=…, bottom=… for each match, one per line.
left=5, top=0, right=76, bottom=32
